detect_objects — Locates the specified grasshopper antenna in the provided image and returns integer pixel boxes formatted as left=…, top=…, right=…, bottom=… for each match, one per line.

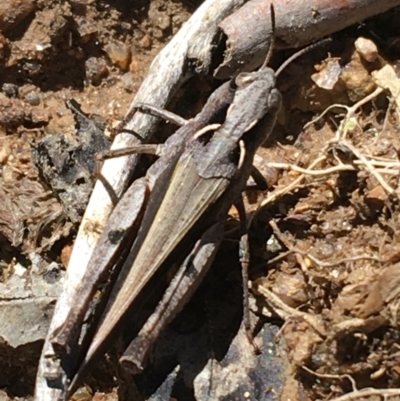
left=276, top=38, right=332, bottom=77
left=229, top=3, right=274, bottom=91
left=260, top=3, right=276, bottom=70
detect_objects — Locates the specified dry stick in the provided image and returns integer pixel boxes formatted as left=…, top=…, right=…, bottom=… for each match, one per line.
left=356, top=159, right=400, bottom=167
left=253, top=284, right=326, bottom=338
left=266, top=158, right=400, bottom=181
left=269, top=220, right=308, bottom=272
left=373, top=96, right=394, bottom=145
left=260, top=155, right=327, bottom=207
left=261, top=87, right=389, bottom=209
left=303, top=253, right=381, bottom=268
left=215, top=0, right=400, bottom=79
left=301, top=366, right=358, bottom=392
left=34, top=1, right=248, bottom=399
left=363, top=154, right=400, bottom=162
left=326, top=388, right=400, bottom=401
left=338, top=138, right=395, bottom=195
left=304, top=87, right=384, bottom=131
left=265, top=162, right=356, bottom=175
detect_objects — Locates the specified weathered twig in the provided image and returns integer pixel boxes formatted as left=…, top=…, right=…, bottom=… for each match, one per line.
left=215, top=0, right=400, bottom=78
left=327, top=388, right=400, bottom=401
left=253, top=283, right=326, bottom=337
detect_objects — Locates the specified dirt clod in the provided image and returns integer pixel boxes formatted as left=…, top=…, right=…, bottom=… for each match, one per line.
left=0, top=0, right=36, bottom=32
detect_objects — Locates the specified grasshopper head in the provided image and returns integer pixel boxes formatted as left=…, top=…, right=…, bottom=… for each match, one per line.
left=235, top=68, right=281, bottom=114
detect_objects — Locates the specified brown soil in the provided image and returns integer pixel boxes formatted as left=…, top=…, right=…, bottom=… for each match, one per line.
left=2, top=1, right=400, bottom=401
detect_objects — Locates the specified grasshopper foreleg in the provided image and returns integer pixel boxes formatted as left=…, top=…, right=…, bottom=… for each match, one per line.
left=135, top=103, right=188, bottom=127
left=96, top=105, right=189, bottom=175
left=95, top=144, right=165, bottom=176
left=113, top=103, right=187, bottom=138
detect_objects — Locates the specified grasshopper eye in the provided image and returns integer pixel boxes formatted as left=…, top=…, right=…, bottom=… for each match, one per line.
left=268, top=88, right=281, bottom=111
left=235, top=72, right=255, bottom=87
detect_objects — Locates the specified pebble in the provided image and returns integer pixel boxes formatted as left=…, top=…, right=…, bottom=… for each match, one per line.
left=0, top=0, right=36, bottom=32
left=76, top=16, right=97, bottom=43
left=152, top=28, right=164, bottom=40
left=85, top=57, right=109, bottom=85
left=104, top=40, right=131, bottom=71
left=311, top=58, right=341, bottom=90
left=129, top=58, right=142, bottom=74
left=137, top=34, right=152, bottom=50
left=0, top=32, right=8, bottom=61
left=23, top=61, right=42, bottom=75
left=355, top=37, right=378, bottom=63
left=0, top=141, right=11, bottom=164
left=2, top=83, right=18, bottom=97
left=121, top=72, right=138, bottom=93
left=365, top=185, right=386, bottom=203
left=158, top=14, right=171, bottom=32
left=25, top=91, right=40, bottom=105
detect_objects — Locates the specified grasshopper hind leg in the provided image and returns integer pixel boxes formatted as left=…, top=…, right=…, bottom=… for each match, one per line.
left=249, top=166, right=268, bottom=191
left=119, top=222, right=224, bottom=374
left=235, top=199, right=261, bottom=355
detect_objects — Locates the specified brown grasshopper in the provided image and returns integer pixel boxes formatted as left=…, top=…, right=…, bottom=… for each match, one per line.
left=46, top=79, right=237, bottom=394
left=46, top=8, right=328, bottom=397
left=66, top=66, right=280, bottom=394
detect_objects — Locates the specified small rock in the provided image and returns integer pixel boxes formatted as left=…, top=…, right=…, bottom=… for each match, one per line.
left=0, top=262, right=63, bottom=348
left=341, top=52, right=376, bottom=101
left=104, top=40, right=131, bottom=71
left=0, top=0, right=36, bottom=32
left=85, top=56, right=109, bottom=85
left=137, top=34, right=152, bottom=49
left=25, top=91, right=40, bottom=105
left=0, top=97, right=26, bottom=127
left=129, top=58, right=142, bottom=74
left=121, top=72, right=138, bottom=92
left=0, top=141, right=11, bottom=164
left=6, top=5, right=70, bottom=66
left=76, top=16, right=97, bottom=43
left=365, top=185, right=386, bottom=203
left=0, top=32, right=8, bottom=60
left=273, top=272, right=308, bottom=307
left=22, top=61, right=42, bottom=75
left=152, top=27, right=164, bottom=40
left=355, top=37, right=378, bottom=63
left=60, top=243, right=73, bottom=268
left=158, top=14, right=171, bottom=32
left=311, top=58, right=341, bottom=90
left=2, top=83, right=18, bottom=97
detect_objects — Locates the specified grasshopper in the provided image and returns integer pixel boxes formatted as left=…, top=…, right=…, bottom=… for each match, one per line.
left=46, top=7, right=327, bottom=397
left=67, top=65, right=280, bottom=394
left=47, top=79, right=237, bottom=394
